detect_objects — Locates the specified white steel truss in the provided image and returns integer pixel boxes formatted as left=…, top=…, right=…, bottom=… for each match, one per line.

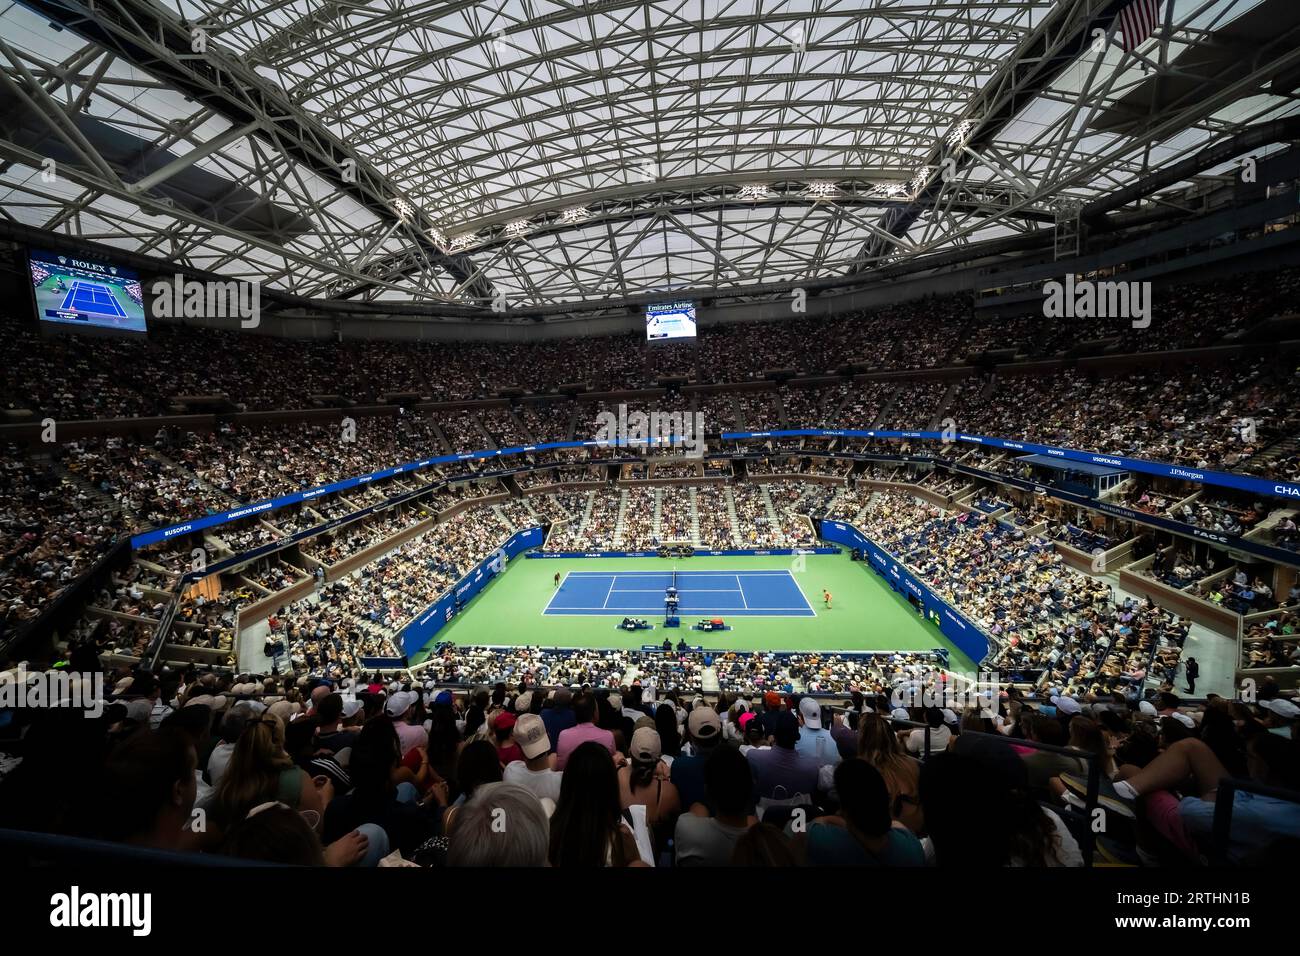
left=0, top=0, right=1297, bottom=313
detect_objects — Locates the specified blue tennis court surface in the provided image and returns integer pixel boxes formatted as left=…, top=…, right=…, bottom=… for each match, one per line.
left=60, top=281, right=126, bottom=317
left=544, top=569, right=815, bottom=617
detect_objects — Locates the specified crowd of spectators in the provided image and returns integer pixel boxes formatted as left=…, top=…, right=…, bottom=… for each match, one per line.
left=851, top=492, right=1192, bottom=698
left=3, top=654, right=1295, bottom=868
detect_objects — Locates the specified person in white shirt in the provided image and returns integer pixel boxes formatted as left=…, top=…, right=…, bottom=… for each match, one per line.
left=905, top=708, right=952, bottom=755
left=793, top=697, right=841, bottom=768
left=502, top=713, right=563, bottom=803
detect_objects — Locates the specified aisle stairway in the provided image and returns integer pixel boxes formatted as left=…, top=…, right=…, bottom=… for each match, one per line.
left=612, top=489, right=629, bottom=546
left=759, top=483, right=781, bottom=528
left=688, top=487, right=702, bottom=545
left=571, top=491, right=597, bottom=540
left=723, top=487, right=741, bottom=546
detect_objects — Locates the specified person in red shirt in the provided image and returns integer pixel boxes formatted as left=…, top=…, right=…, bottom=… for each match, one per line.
left=493, top=711, right=524, bottom=766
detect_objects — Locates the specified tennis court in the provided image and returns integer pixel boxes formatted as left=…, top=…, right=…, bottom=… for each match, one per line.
left=410, top=553, right=972, bottom=667
left=544, top=568, right=815, bottom=617
left=60, top=280, right=126, bottom=317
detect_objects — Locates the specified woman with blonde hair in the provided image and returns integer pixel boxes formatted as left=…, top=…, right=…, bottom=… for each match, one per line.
left=857, top=713, right=923, bottom=833
left=215, top=713, right=299, bottom=825
left=213, top=713, right=369, bottom=865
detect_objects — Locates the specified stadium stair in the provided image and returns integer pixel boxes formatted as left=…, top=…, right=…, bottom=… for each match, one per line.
left=466, top=411, right=497, bottom=450
left=719, top=392, right=742, bottom=431
left=824, top=385, right=853, bottom=429
left=688, top=486, right=701, bottom=545
left=1243, top=434, right=1299, bottom=475
left=652, top=488, right=664, bottom=539
left=723, top=487, right=742, bottom=546
left=758, top=483, right=781, bottom=534
left=504, top=406, right=531, bottom=443
left=428, top=420, right=453, bottom=454
left=565, top=402, right=581, bottom=442
left=927, top=379, right=964, bottom=430
left=613, top=489, right=629, bottom=547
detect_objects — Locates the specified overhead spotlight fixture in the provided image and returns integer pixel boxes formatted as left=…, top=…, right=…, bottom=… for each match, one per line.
left=447, top=234, right=475, bottom=252
left=907, top=169, right=929, bottom=196
left=737, top=183, right=773, bottom=201
left=428, top=226, right=449, bottom=249
left=803, top=181, right=839, bottom=200
left=392, top=197, right=414, bottom=222
left=876, top=182, right=907, bottom=199
left=504, top=218, right=530, bottom=238
left=561, top=206, right=591, bottom=224
left=946, top=119, right=975, bottom=148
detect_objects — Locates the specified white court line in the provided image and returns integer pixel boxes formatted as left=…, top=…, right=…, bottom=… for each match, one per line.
left=543, top=606, right=815, bottom=613
left=600, top=574, right=617, bottom=609
left=539, top=570, right=575, bottom=616
left=562, top=568, right=797, bottom=576
left=735, top=574, right=750, bottom=609
left=611, top=587, right=742, bottom=593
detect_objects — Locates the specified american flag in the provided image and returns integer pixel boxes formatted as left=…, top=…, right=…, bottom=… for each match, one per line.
left=1116, top=0, right=1163, bottom=52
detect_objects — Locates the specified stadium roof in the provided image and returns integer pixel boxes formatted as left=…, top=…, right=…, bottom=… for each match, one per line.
left=1, top=0, right=1298, bottom=315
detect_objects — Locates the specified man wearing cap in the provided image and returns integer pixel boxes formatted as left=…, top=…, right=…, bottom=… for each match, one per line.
left=671, top=705, right=724, bottom=811
left=503, top=713, right=563, bottom=802
left=386, top=690, right=428, bottom=757
left=794, top=697, right=841, bottom=769
left=1260, top=697, right=1299, bottom=738
left=747, top=710, right=820, bottom=801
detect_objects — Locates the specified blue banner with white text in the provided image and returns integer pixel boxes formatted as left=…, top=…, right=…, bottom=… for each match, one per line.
left=401, top=525, right=545, bottom=656
left=526, top=547, right=839, bottom=559
left=129, top=430, right=1300, bottom=551
left=816, top=518, right=993, bottom=665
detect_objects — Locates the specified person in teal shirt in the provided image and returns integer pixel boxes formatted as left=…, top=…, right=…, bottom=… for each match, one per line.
left=801, top=760, right=926, bottom=866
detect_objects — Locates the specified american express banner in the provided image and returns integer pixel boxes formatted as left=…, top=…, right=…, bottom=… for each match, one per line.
left=721, top=430, right=1300, bottom=502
